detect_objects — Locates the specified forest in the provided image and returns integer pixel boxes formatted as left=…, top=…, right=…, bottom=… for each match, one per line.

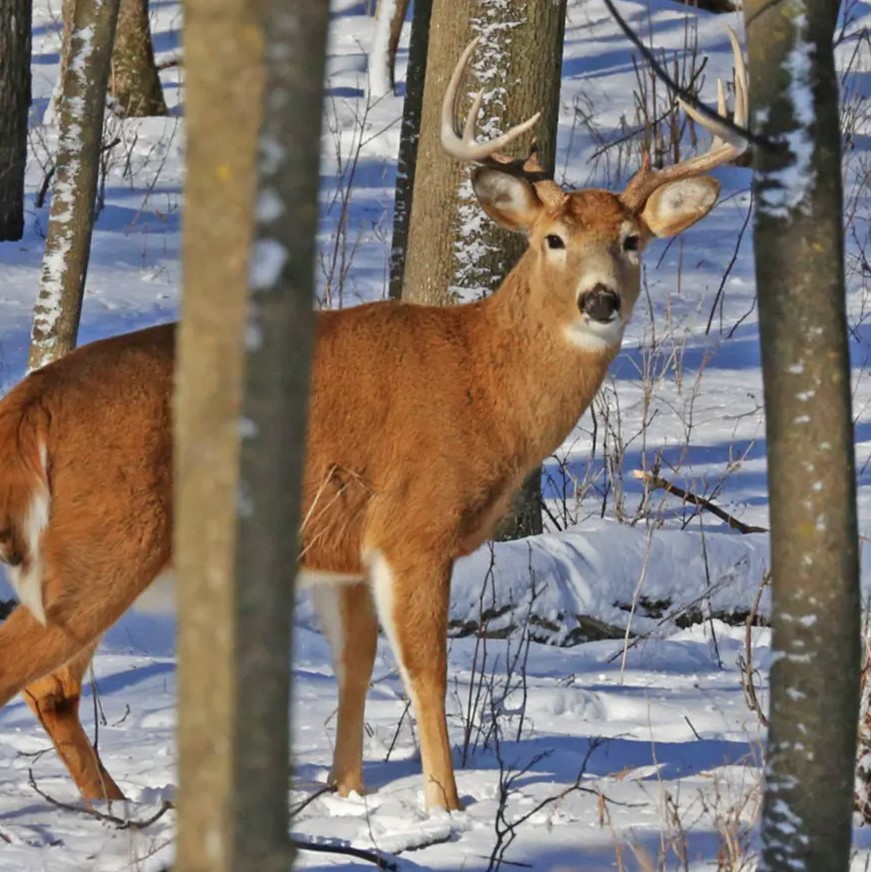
left=0, top=0, right=866, bottom=870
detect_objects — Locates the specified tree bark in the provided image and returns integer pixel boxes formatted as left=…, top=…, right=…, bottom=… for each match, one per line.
left=174, top=0, right=261, bottom=868
left=109, top=0, right=168, bottom=117
left=28, top=0, right=120, bottom=370
left=0, top=0, right=32, bottom=241
left=176, top=1, right=328, bottom=870
left=401, top=0, right=567, bottom=539
left=388, top=0, right=432, bottom=300
left=402, top=0, right=565, bottom=306
left=743, top=0, right=860, bottom=869
left=233, top=2, right=328, bottom=868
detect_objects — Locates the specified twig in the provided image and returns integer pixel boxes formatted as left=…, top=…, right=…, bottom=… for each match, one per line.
left=34, top=137, right=122, bottom=210
left=289, top=784, right=333, bottom=819
left=632, top=469, right=767, bottom=534
left=601, top=0, right=769, bottom=150
left=590, top=59, right=709, bottom=163
left=739, top=571, right=770, bottom=728
left=684, top=715, right=702, bottom=741
left=705, top=191, right=754, bottom=335
left=28, top=769, right=174, bottom=830
left=156, top=56, right=182, bottom=71
left=384, top=699, right=411, bottom=763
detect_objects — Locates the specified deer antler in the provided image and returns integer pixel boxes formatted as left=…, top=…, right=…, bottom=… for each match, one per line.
left=440, top=37, right=551, bottom=182
left=620, top=26, right=750, bottom=212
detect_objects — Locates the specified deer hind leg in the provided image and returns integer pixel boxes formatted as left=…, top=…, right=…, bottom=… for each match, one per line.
left=22, top=638, right=124, bottom=801
left=366, top=550, right=460, bottom=811
left=310, top=580, right=377, bottom=797
left=0, top=548, right=167, bottom=798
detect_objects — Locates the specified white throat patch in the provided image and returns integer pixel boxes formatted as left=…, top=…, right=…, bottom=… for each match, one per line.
left=563, top=316, right=625, bottom=351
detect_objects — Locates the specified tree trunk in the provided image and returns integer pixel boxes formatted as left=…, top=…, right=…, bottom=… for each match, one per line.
left=744, top=0, right=860, bottom=869
left=369, top=0, right=410, bottom=95
left=0, top=0, right=32, bottom=241
left=28, top=0, right=120, bottom=370
left=109, top=0, right=168, bottom=117
left=402, top=0, right=567, bottom=539
left=232, top=0, right=328, bottom=867
left=388, top=0, right=432, bottom=300
left=174, top=0, right=261, bottom=867
left=44, top=0, right=73, bottom=124
left=175, top=1, right=328, bottom=870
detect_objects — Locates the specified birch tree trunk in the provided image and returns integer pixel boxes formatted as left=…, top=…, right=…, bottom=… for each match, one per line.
left=0, top=0, right=32, bottom=241
left=368, top=0, right=410, bottom=96
left=402, top=0, right=567, bottom=539
left=28, top=0, right=120, bottom=370
left=743, top=0, right=861, bottom=868
left=109, top=0, right=167, bottom=117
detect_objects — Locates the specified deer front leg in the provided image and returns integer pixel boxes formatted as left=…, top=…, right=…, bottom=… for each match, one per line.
left=366, top=550, right=460, bottom=811
left=311, top=581, right=378, bottom=797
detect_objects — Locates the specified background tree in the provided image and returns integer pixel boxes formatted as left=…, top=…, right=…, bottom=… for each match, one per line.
left=109, top=0, right=168, bottom=117
left=369, top=0, right=410, bottom=96
left=55, top=0, right=166, bottom=121
left=0, top=0, right=32, bottom=241
left=175, top=2, right=328, bottom=871
left=388, top=0, right=432, bottom=301
left=399, top=0, right=567, bottom=538
left=29, top=0, right=120, bottom=370
left=743, top=0, right=861, bottom=868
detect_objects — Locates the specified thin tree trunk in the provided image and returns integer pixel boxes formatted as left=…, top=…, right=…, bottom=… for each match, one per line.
left=369, top=0, right=410, bottom=95
left=744, top=0, right=860, bottom=868
left=28, top=0, right=120, bottom=370
left=0, top=0, right=32, bottom=241
left=233, top=2, right=328, bottom=868
left=402, top=0, right=567, bottom=539
left=175, top=0, right=261, bottom=868
left=109, top=0, right=167, bottom=117
left=388, top=0, right=432, bottom=300
left=176, top=0, right=328, bottom=869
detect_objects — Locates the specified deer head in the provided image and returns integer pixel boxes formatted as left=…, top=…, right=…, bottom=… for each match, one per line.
left=441, top=29, right=749, bottom=352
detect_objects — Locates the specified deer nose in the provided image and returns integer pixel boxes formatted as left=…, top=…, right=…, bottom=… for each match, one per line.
left=579, top=284, right=621, bottom=323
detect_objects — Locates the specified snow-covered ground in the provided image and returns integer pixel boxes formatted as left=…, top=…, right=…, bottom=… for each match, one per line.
left=3, top=0, right=871, bottom=868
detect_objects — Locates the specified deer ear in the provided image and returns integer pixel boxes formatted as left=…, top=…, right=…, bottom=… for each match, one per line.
left=471, top=167, right=543, bottom=233
left=641, top=176, right=720, bottom=238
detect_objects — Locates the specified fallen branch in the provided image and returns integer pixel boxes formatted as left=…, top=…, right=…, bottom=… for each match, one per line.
left=292, top=836, right=399, bottom=869
left=633, top=469, right=768, bottom=534
left=28, top=769, right=174, bottom=830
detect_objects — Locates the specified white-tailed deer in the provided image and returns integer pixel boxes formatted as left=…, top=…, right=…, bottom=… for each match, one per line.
left=0, top=33, right=747, bottom=810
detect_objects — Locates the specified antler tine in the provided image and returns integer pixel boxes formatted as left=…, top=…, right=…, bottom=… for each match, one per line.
left=440, top=37, right=542, bottom=166
left=677, top=26, right=748, bottom=149
left=621, top=26, right=750, bottom=212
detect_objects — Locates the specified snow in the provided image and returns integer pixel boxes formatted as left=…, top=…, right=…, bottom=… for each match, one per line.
left=755, top=8, right=816, bottom=219
left=368, top=0, right=399, bottom=98
left=2, top=0, right=871, bottom=868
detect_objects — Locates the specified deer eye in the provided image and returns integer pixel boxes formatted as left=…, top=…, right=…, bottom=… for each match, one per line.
left=546, top=234, right=565, bottom=250
left=622, top=235, right=640, bottom=253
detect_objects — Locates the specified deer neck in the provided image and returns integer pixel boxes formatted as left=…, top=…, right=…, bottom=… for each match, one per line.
left=471, top=257, right=618, bottom=471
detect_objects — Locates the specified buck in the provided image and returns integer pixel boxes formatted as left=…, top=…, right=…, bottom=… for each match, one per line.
left=0, top=33, right=747, bottom=811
